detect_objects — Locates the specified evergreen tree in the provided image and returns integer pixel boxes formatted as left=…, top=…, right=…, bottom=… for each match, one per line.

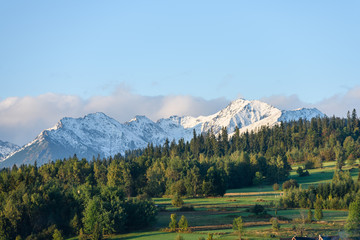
left=83, top=197, right=102, bottom=233
left=169, top=214, right=178, bottom=232
left=345, top=198, right=360, bottom=232
left=270, top=217, right=280, bottom=231
left=307, top=209, right=313, bottom=223
left=335, top=146, right=345, bottom=170
left=314, top=197, right=323, bottom=220
left=178, top=215, right=189, bottom=232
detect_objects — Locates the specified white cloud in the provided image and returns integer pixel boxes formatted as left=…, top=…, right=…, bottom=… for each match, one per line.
left=261, top=86, right=360, bottom=117
left=0, top=87, right=228, bottom=146
left=261, top=94, right=310, bottom=110
left=316, top=86, right=360, bottom=117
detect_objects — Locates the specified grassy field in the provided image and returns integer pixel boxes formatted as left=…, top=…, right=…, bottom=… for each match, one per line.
left=68, top=161, right=357, bottom=240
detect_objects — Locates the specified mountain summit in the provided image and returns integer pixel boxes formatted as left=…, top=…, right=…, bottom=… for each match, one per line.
left=1, top=99, right=324, bottom=167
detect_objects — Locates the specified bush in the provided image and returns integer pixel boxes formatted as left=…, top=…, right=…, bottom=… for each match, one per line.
left=296, top=167, right=310, bottom=177
left=282, top=179, right=299, bottom=190
left=273, top=183, right=279, bottom=191
left=304, top=160, right=315, bottom=169
left=249, top=204, right=265, bottom=215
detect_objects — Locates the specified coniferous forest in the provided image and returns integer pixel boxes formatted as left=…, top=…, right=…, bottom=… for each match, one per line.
left=1, top=110, right=360, bottom=239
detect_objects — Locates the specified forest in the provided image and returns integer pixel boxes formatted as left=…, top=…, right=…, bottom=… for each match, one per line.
left=0, top=110, right=360, bottom=239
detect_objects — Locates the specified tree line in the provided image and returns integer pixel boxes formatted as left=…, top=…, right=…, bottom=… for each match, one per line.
left=281, top=170, right=360, bottom=210
left=0, top=159, right=157, bottom=240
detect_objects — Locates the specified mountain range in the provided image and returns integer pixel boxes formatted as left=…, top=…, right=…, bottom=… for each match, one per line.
left=0, top=99, right=324, bottom=168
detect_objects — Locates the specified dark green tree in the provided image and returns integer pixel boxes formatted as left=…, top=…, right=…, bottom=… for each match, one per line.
left=314, top=197, right=323, bottom=220
left=169, top=214, right=178, bottom=232
left=307, top=209, right=313, bottom=223
left=83, top=197, right=102, bottom=233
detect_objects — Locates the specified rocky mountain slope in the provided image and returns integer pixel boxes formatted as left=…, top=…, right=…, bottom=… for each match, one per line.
left=1, top=99, right=324, bottom=167
left=0, top=140, right=20, bottom=161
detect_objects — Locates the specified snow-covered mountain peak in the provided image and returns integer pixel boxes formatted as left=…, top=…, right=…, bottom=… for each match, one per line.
left=59, top=112, right=122, bottom=132
left=80, top=112, right=116, bottom=123
left=195, top=99, right=281, bottom=134
left=128, top=115, right=154, bottom=124
left=60, top=112, right=115, bottom=124
left=279, top=107, right=324, bottom=122
left=0, top=140, right=20, bottom=161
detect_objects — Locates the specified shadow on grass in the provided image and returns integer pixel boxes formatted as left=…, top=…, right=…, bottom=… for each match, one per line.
left=111, top=231, right=170, bottom=240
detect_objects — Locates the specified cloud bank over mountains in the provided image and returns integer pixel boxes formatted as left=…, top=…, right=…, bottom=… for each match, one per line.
left=1, top=85, right=360, bottom=146
left=262, top=86, right=360, bottom=117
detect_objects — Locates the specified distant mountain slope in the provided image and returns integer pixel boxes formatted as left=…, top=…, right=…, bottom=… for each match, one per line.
left=0, top=140, right=20, bottom=161
left=1, top=98, right=324, bottom=167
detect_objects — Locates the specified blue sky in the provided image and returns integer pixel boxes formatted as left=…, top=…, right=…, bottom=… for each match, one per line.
left=1, top=1, right=360, bottom=145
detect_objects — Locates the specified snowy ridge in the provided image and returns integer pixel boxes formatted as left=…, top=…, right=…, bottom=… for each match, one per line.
left=1, top=99, right=324, bottom=167
left=0, top=140, right=20, bottom=161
